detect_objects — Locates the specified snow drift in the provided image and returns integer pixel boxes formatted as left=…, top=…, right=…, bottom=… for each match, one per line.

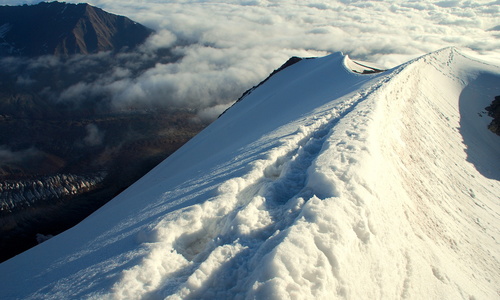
left=0, top=47, right=499, bottom=299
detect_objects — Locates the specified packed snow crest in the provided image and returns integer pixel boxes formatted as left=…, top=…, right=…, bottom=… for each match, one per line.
left=1, top=47, right=499, bottom=300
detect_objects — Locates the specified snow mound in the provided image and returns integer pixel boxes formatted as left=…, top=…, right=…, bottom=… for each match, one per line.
left=0, top=48, right=499, bottom=300
left=343, top=55, right=385, bottom=74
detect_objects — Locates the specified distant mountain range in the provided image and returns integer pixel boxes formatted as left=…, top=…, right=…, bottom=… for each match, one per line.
left=0, top=1, right=153, bottom=56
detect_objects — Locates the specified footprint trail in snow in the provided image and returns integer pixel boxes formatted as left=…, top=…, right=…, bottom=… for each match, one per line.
left=1, top=49, right=499, bottom=300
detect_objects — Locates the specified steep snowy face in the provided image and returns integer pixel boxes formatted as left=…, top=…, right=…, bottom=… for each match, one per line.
left=0, top=48, right=499, bottom=300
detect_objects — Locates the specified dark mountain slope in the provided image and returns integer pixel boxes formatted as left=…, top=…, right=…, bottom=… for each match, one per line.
left=0, top=3, right=206, bottom=263
left=0, top=1, right=153, bottom=56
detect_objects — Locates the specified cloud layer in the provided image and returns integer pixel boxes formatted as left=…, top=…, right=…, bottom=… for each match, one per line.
left=1, top=0, right=499, bottom=118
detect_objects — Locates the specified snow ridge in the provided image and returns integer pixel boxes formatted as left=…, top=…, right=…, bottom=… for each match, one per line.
left=105, top=55, right=419, bottom=299
left=0, top=48, right=499, bottom=300
left=109, top=75, right=380, bottom=299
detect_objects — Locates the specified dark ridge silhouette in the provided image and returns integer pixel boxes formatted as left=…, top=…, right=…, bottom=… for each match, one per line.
left=485, top=95, right=500, bottom=135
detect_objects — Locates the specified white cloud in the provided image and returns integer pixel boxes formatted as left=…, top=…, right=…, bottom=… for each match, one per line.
left=0, top=146, right=42, bottom=165
left=195, top=103, right=234, bottom=122
left=140, top=30, right=177, bottom=51
left=2, top=0, right=499, bottom=120
left=84, top=124, right=105, bottom=147
left=16, top=75, right=35, bottom=86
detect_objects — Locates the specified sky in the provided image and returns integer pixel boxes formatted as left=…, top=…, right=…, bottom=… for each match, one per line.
left=1, top=0, right=499, bottom=116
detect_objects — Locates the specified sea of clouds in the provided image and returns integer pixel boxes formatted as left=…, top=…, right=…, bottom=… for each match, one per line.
left=1, top=0, right=499, bottom=118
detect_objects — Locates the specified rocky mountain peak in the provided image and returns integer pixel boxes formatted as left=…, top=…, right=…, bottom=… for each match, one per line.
left=0, top=1, right=153, bottom=57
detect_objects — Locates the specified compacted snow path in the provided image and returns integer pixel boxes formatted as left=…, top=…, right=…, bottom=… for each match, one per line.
left=0, top=48, right=499, bottom=300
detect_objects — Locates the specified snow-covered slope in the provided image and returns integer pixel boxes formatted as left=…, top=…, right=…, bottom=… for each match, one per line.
left=1, top=48, right=499, bottom=300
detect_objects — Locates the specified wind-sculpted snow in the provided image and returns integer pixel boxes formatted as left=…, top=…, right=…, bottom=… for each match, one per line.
left=0, top=48, right=499, bottom=299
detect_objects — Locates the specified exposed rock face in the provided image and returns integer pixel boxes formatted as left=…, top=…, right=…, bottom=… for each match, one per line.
left=0, top=173, right=105, bottom=212
left=485, top=95, right=500, bottom=135
left=0, top=1, right=153, bottom=57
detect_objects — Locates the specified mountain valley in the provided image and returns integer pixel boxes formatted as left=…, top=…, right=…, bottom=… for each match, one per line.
left=0, top=1, right=209, bottom=262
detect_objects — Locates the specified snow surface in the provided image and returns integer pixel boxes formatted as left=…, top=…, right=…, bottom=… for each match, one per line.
left=344, top=56, right=385, bottom=74
left=0, top=48, right=499, bottom=300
